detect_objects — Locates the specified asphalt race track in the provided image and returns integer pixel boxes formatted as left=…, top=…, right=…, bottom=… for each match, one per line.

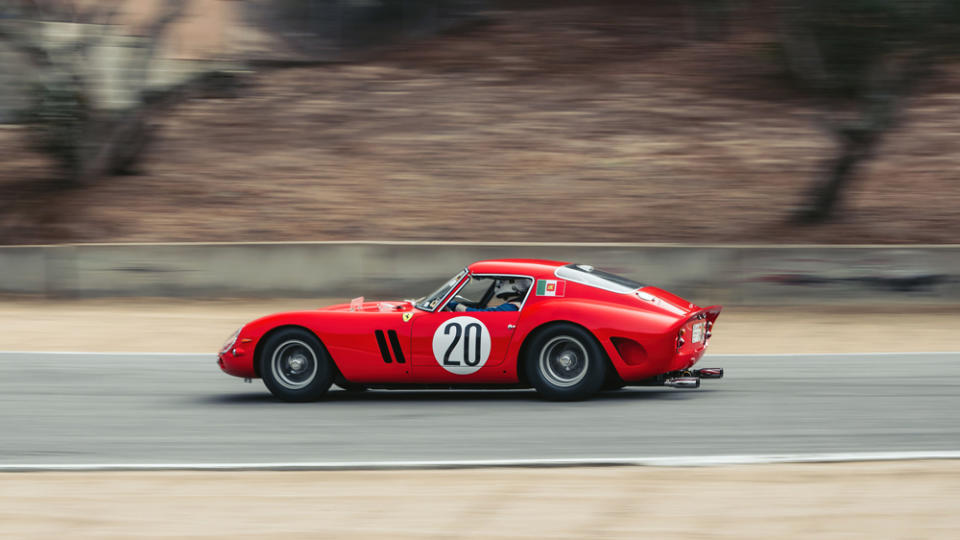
left=0, top=352, right=958, bottom=466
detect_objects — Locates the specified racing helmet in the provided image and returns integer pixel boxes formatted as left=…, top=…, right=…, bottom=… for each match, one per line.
left=494, top=278, right=529, bottom=301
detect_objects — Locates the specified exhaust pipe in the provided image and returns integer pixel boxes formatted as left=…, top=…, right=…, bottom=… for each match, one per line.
left=694, top=368, right=723, bottom=379
left=664, top=377, right=700, bottom=389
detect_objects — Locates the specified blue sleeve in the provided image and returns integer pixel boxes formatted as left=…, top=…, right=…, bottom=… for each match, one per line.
left=465, top=302, right=519, bottom=312
left=447, top=301, right=519, bottom=312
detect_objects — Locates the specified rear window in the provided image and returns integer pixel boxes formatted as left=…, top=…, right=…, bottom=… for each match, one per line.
left=555, top=264, right=644, bottom=294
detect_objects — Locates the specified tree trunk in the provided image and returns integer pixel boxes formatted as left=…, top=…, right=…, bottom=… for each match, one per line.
left=793, top=128, right=879, bottom=224
left=73, top=111, right=152, bottom=185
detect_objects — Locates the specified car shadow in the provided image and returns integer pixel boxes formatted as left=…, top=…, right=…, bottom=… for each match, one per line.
left=199, top=387, right=712, bottom=405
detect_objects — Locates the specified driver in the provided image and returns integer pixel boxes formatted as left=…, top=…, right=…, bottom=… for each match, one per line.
left=447, top=278, right=529, bottom=312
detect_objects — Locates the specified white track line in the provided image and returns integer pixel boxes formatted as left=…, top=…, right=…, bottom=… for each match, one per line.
left=2, top=451, right=959, bottom=472
left=2, top=351, right=958, bottom=358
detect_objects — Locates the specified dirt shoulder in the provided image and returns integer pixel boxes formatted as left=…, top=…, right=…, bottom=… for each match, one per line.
left=0, top=299, right=956, bottom=353
left=1, top=461, right=956, bottom=539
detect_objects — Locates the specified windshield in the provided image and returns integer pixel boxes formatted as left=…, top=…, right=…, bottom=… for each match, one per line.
left=416, top=268, right=468, bottom=311
left=555, top=264, right=644, bottom=294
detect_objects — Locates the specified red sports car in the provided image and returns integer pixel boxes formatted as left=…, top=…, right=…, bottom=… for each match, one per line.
left=218, top=259, right=723, bottom=401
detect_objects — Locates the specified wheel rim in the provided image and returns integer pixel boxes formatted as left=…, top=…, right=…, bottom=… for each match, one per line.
left=539, top=335, right=589, bottom=388
left=271, top=339, right=318, bottom=390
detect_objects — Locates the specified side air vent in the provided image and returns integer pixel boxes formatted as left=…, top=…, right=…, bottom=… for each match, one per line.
left=387, top=330, right=406, bottom=364
left=374, top=330, right=392, bottom=363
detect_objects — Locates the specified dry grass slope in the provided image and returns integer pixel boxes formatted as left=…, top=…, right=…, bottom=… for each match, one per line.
left=2, top=4, right=959, bottom=244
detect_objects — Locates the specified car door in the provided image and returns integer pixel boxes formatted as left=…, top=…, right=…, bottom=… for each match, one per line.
left=411, top=310, right=520, bottom=383
left=410, top=274, right=530, bottom=384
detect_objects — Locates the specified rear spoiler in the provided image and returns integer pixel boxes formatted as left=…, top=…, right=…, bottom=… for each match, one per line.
left=685, top=305, right=722, bottom=325
left=668, top=305, right=722, bottom=333
left=701, top=305, right=722, bottom=323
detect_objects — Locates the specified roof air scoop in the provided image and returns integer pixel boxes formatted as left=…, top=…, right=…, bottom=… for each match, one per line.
left=636, top=290, right=656, bottom=302
left=635, top=290, right=687, bottom=316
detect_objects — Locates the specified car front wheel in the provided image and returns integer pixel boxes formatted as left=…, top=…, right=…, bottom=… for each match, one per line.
left=525, top=324, right=607, bottom=401
left=259, top=329, right=333, bottom=402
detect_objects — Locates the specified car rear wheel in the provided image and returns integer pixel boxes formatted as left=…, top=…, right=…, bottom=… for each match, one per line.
left=602, top=370, right=627, bottom=391
left=525, top=324, right=607, bottom=401
left=260, top=329, right=333, bottom=402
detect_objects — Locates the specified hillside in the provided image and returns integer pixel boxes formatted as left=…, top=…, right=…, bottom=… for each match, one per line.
left=2, top=3, right=958, bottom=245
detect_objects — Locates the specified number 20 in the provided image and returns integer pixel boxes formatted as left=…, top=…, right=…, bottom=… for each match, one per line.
left=443, top=322, right=482, bottom=367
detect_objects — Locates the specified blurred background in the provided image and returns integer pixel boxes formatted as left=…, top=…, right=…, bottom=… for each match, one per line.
left=1, top=5, right=959, bottom=538
left=2, top=0, right=959, bottom=247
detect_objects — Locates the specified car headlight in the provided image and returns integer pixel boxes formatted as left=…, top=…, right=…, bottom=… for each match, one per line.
left=220, top=328, right=241, bottom=354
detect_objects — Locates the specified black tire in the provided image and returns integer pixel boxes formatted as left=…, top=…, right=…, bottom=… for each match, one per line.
left=602, top=370, right=627, bottom=391
left=334, top=378, right=368, bottom=392
left=259, top=328, right=334, bottom=402
left=524, top=323, right=607, bottom=401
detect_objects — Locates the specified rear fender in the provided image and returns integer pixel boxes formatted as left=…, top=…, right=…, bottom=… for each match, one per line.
left=507, top=299, right=680, bottom=378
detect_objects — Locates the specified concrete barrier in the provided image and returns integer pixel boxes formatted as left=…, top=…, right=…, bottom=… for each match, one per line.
left=1, top=242, right=958, bottom=305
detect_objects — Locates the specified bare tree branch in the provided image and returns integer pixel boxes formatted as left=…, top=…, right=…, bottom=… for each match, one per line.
left=776, top=0, right=832, bottom=92
left=73, top=0, right=126, bottom=26
left=0, top=20, right=53, bottom=65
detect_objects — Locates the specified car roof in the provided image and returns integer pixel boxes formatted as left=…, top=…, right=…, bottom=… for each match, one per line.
left=467, top=259, right=569, bottom=278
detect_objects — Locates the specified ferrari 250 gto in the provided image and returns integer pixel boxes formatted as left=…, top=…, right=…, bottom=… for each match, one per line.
left=217, top=259, right=723, bottom=401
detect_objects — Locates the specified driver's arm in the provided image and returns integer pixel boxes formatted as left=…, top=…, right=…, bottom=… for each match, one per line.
left=448, top=302, right=518, bottom=312
left=483, top=302, right=519, bottom=312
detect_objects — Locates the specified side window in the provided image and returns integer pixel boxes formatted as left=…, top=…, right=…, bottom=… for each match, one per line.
left=486, top=276, right=533, bottom=310
left=450, top=276, right=533, bottom=310
left=454, top=277, right=493, bottom=305
left=555, top=264, right=643, bottom=294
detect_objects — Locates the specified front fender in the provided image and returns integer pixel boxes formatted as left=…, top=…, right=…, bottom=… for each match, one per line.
left=222, top=310, right=356, bottom=379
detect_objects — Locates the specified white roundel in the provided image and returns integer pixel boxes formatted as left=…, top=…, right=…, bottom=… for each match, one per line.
left=431, top=316, right=492, bottom=375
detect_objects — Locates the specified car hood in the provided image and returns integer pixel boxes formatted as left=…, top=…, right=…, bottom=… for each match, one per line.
left=320, top=299, right=415, bottom=313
